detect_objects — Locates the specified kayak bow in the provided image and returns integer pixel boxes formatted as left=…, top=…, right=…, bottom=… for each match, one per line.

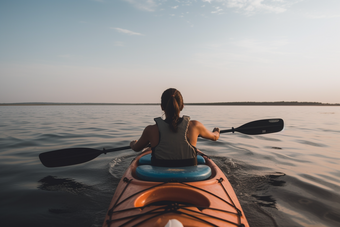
left=102, top=150, right=249, bottom=227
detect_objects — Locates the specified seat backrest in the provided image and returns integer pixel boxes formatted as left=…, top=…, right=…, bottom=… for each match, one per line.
left=136, top=164, right=212, bottom=182
left=138, top=153, right=205, bottom=165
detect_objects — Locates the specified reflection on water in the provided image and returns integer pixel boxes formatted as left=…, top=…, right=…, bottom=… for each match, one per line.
left=38, top=176, right=90, bottom=195
left=0, top=105, right=340, bottom=227
left=252, top=195, right=277, bottom=208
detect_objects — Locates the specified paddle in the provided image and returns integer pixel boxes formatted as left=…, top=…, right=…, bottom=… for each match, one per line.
left=220, top=118, right=284, bottom=135
left=39, top=118, right=284, bottom=167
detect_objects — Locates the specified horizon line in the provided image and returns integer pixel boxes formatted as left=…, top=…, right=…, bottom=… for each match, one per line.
left=1, top=101, right=340, bottom=106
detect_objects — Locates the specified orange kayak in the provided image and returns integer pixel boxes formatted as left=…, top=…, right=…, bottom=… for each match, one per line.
left=102, top=150, right=249, bottom=227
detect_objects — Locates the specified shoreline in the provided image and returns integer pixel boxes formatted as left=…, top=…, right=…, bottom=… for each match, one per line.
left=1, top=102, right=340, bottom=106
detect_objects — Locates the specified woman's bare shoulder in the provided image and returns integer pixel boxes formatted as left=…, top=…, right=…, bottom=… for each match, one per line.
left=144, top=124, right=158, bottom=133
left=189, top=120, right=203, bottom=127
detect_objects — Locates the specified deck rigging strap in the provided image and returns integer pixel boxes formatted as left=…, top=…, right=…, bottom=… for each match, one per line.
left=181, top=178, right=242, bottom=215
left=108, top=177, right=132, bottom=216
left=217, top=177, right=243, bottom=224
left=106, top=177, right=245, bottom=227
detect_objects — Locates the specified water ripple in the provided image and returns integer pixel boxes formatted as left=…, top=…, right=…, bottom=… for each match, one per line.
left=296, top=140, right=328, bottom=147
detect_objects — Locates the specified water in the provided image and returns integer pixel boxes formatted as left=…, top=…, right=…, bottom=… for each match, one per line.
left=0, top=105, right=339, bottom=227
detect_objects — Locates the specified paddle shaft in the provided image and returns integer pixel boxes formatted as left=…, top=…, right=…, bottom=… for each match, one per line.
left=39, top=118, right=284, bottom=167
left=104, top=145, right=131, bottom=153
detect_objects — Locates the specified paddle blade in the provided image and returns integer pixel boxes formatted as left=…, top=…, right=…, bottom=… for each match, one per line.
left=39, top=148, right=103, bottom=167
left=235, top=118, right=284, bottom=135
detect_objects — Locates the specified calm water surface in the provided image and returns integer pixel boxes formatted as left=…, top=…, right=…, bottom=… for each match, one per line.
left=0, top=105, right=339, bottom=227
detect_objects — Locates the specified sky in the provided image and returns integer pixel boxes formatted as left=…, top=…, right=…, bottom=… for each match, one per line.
left=1, top=0, right=339, bottom=104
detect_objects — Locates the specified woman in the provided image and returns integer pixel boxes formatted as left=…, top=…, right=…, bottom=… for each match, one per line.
left=130, top=88, right=220, bottom=167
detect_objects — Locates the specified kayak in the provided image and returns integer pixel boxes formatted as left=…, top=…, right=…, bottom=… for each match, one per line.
left=102, top=149, right=249, bottom=227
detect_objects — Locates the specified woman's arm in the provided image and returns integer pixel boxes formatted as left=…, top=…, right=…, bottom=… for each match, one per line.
left=198, top=123, right=220, bottom=141
left=130, top=125, right=159, bottom=151
left=130, top=126, right=151, bottom=151
left=187, top=120, right=220, bottom=147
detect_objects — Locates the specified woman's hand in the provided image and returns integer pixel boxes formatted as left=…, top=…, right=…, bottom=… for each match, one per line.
left=130, top=140, right=137, bottom=149
left=213, top=127, right=220, bottom=133
left=212, top=128, right=220, bottom=141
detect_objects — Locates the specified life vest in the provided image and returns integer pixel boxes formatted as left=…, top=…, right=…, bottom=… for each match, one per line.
left=151, top=115, right=197, bottom=167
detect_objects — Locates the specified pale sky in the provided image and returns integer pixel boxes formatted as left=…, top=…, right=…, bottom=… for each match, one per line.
left=1, top=0, right=339, bottom=104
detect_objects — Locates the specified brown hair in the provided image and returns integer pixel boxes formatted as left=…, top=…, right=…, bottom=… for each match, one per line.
left=161, top=88, right=184, bottom=132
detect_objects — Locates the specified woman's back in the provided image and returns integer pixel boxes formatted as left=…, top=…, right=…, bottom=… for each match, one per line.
left=153, top=116, right=195, bottom=160
left=130, top=88, right=220, bottom=166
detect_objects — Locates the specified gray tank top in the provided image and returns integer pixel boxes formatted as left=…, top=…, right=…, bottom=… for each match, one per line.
left=153, top=115, right=196, bottom=160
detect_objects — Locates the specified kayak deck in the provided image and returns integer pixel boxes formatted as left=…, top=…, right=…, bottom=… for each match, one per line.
left=103, top=150, right=249, bottom=227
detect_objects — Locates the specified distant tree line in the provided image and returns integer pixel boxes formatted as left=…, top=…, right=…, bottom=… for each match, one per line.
left=185, top=101, right=340, bottom=106
left=1, top=101, right=339, bottom=106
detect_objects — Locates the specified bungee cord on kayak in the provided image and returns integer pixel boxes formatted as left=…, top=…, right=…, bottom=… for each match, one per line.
left=105, top=175, right=246, bottom=227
